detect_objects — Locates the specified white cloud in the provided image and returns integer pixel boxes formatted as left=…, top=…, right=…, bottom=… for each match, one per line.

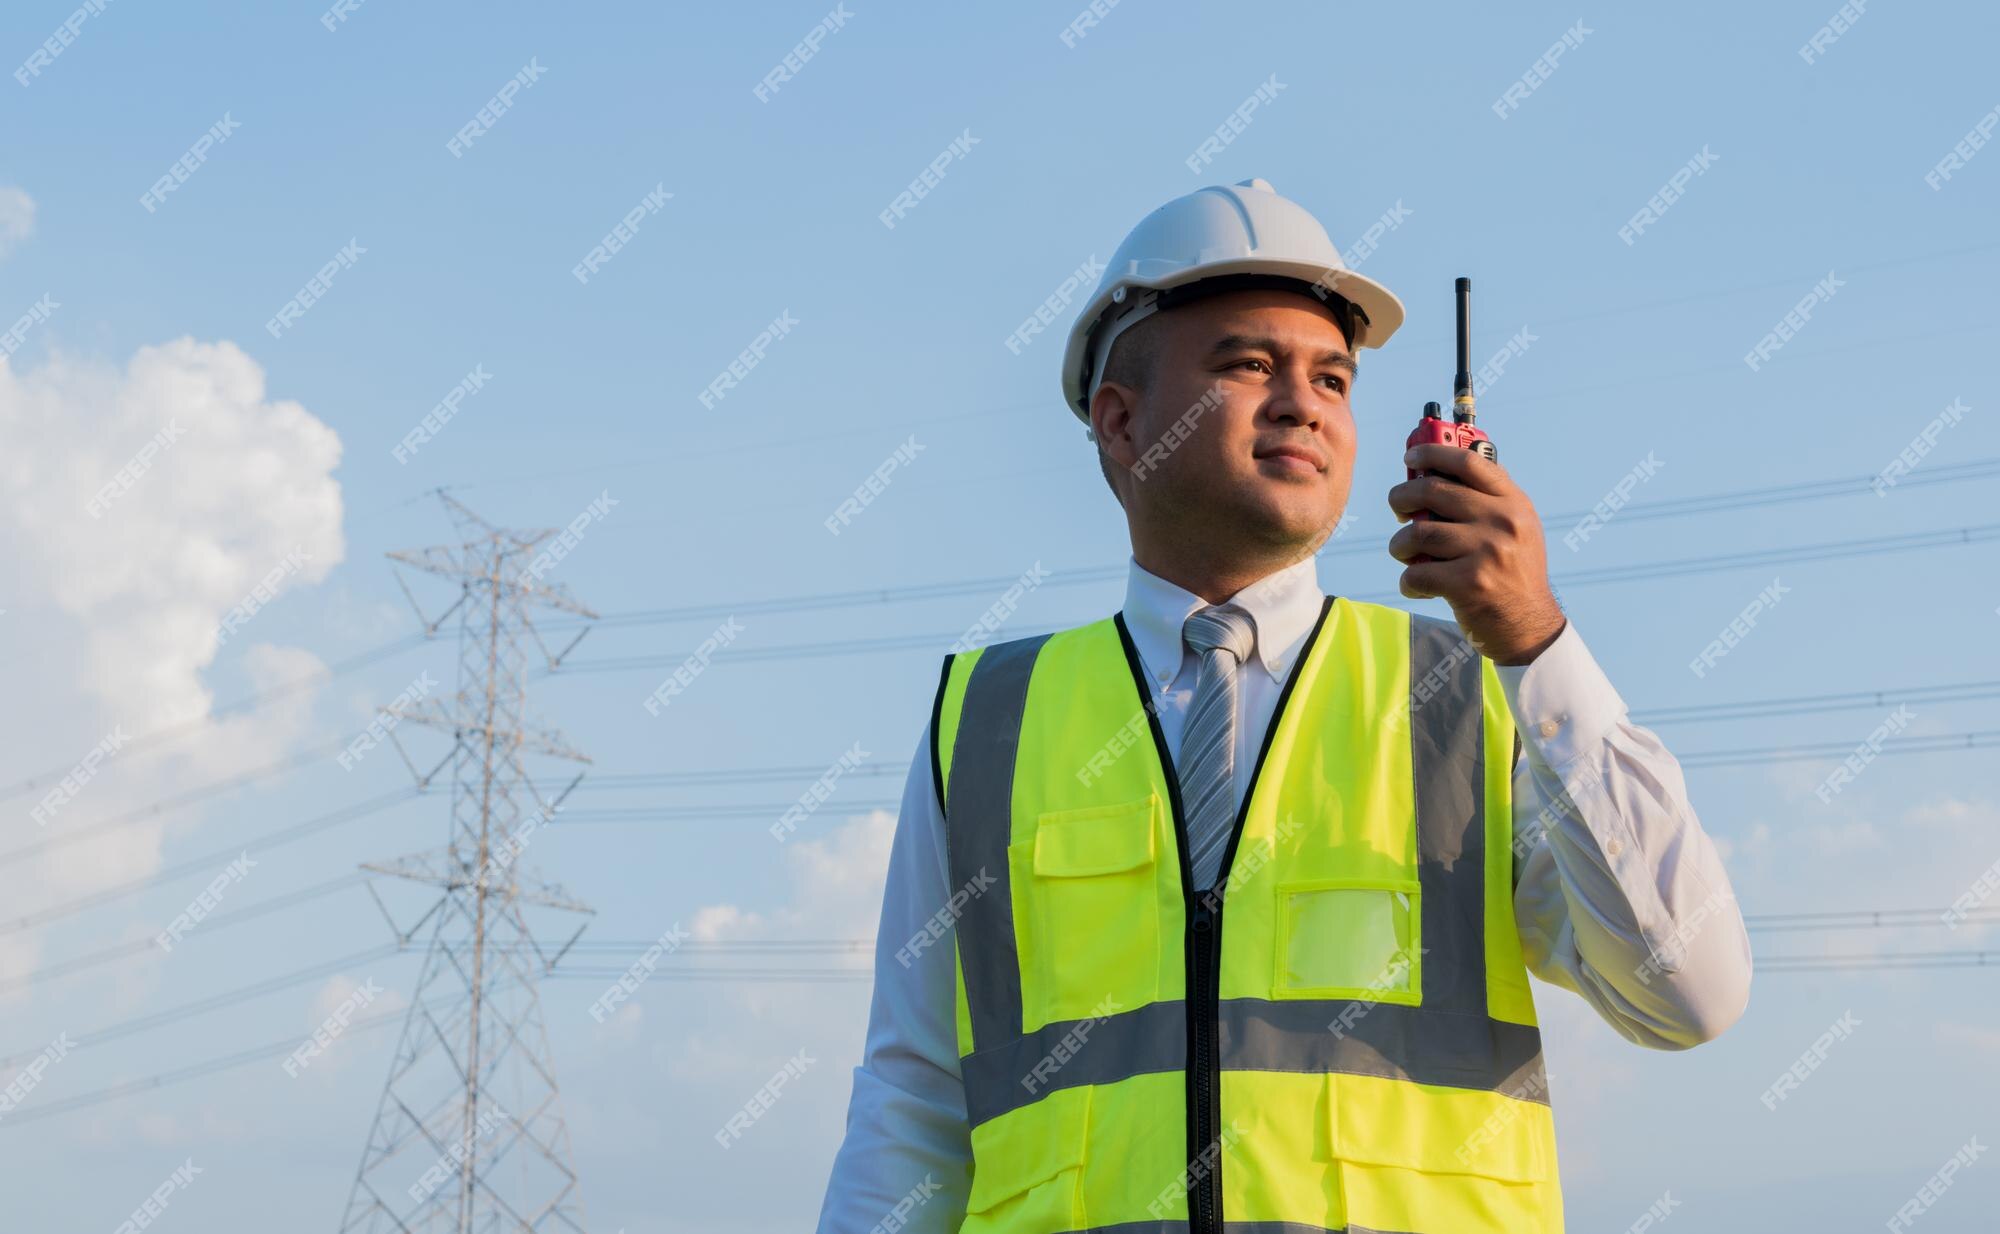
left=0, top=187, right=32, bottom=259
left=0, top=337, right=345, bottom=987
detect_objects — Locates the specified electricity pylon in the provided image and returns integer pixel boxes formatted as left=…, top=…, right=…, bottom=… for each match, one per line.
left=341, top=493, right=598, bottom=1234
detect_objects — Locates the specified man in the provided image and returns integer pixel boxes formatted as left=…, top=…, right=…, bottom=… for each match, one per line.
left=815, top=178, right=1750, bottom=1234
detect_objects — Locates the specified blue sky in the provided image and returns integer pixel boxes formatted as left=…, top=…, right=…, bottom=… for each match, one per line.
left=2, top=0, right=1997, bottom=1230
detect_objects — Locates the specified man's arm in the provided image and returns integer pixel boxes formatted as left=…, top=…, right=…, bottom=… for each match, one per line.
left=814, top=720, right=973, bottom=1234
left=1495, top=621, right=1753, bottom=1049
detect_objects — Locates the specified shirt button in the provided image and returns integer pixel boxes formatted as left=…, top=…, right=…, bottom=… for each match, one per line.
left=1538, top=719, right=1561, bottom=739
left=1606, top=838, right=1624, bottom=857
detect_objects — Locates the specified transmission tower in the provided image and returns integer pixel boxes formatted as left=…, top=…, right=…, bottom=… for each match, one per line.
left=341, top=493, right=598, bottom=1234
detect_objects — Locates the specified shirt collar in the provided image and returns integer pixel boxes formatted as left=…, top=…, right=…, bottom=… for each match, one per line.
left=1122, top=553, right=1325, bottom=690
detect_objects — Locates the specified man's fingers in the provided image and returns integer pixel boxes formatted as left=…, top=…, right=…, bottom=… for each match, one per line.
left=1404, top=443, right=1511, bottom=497
left=1387, top=517, right=1479, bottom=564
left=1387, top=473, right=1486, bottom=522
left=1398, top=559, right=1458, bottom=601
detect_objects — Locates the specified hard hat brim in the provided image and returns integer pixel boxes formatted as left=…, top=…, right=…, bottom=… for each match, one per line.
left=1061, top=259, right=1405, bottom=423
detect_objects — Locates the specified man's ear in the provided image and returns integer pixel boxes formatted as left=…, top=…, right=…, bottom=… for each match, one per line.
left=1090, top=382, right=1140, bottom=467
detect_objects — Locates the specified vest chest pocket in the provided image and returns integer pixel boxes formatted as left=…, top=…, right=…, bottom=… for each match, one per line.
left=1013, top=793, right=1165, bottom=1027
left=1273, top=879, right=1422, bottom=1003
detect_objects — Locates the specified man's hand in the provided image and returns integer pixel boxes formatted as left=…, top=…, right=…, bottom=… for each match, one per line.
left=1387, top=443, right=1566, bottom=666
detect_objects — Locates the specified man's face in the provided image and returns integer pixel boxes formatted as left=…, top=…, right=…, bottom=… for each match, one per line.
left=1096, top=287, right=1357, bottom=553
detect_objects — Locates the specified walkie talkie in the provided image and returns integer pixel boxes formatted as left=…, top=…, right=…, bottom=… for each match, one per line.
left=1405, top=278, right=1496, bottom=555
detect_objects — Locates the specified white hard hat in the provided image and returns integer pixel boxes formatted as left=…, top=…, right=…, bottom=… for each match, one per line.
left=1060, top=177, right=1405, bottom=424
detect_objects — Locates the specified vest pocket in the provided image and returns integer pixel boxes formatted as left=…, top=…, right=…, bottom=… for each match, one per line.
left=1328, top=1071, right=1552, bottom=1185
left=1016, top=793, right=1164, bottom=1027
left=1272, top=879, right=1423, bottom=1003
left=963, top=1087, right=1091, bottom=1232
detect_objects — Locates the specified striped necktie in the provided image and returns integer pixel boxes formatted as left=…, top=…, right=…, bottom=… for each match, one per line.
left=1178, top=604, right=1257, bottom=891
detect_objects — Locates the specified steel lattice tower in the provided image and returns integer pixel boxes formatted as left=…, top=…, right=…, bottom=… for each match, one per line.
left=341, top=493, right=598, bottom=1234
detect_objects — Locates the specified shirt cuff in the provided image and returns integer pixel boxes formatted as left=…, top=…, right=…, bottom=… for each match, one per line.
left=1491, top=619, right=1627, bottom=771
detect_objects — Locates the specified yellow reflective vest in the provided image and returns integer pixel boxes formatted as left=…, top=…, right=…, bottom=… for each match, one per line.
left=932, top=596, right=1562, bottom=1233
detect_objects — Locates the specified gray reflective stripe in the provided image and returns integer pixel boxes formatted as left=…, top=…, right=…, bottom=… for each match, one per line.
left=1025, top=1218, right=1415, bottom=1232
left=962, top=999, right=1186, bottom=1127
left=944, top=634, right=1052, bottom=1052
left=965, top=997, right=1544, bottom=1127
left=1408, top=615, right=1487, bottom=1019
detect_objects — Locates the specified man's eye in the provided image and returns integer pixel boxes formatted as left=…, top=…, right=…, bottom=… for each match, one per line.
left=1232, top=358, right=1270, bottom=373
left=1319, top=374, right=1347, bottom=392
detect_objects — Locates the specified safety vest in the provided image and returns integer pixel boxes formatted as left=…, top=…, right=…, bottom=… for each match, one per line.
left=933, top=595, right=1562, bottom=1233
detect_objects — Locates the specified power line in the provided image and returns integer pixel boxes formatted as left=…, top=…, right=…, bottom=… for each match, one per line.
left=1678, top=729, right=2000, bottom=769
left=0, top=634, right=426, bottom=805
left=0, top=944, right=403, bottom=1071
left=0, top=790, right=421, bottom=936
left=0, top=873, right=368, bottom=995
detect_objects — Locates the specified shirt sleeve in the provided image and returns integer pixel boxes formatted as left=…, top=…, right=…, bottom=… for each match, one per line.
left=813, top=720, right=974, bottom=1233
left=1494, top=620, right=1754, bottom=1050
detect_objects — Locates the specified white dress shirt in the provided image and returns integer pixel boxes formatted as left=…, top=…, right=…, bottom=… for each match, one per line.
left=813, top=554, right=1752, bottom=1234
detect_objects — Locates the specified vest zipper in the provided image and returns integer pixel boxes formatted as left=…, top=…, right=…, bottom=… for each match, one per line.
left=1189, top=898, right=1222, bottom=1234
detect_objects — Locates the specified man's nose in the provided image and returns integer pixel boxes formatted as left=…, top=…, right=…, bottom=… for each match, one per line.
left=1260, top=367, right=1322, bottom=427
